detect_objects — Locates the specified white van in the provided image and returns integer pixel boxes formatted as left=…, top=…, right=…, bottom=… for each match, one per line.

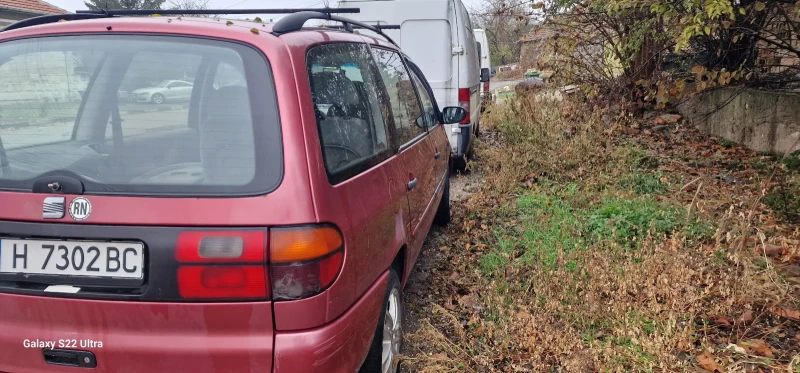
left=338, top=0, right=490, bottom=170
left=474, top=28, right=491, bottom=111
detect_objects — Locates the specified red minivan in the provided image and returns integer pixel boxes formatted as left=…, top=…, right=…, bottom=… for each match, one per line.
left=0, top=9, right=464, bottom=373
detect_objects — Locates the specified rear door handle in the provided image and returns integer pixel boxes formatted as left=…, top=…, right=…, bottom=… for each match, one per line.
left=434, top=152, right=441, bottom=159
left=407, top=178, right=418, bottom=191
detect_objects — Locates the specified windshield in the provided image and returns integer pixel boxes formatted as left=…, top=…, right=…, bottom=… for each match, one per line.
left=0, top=35, right=281, bottom=196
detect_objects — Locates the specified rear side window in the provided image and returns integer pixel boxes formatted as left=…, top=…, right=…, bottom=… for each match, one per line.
left=0, top=35, right=281, bottom=196
left=307, top=43, right=391, bottom=182
left=371, top=48, right=426, bottom=144
left=407, top=64, right=438, bottom=128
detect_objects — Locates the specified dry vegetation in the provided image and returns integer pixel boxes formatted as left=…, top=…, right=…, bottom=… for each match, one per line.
left=401, top=92, right=800, bottom=372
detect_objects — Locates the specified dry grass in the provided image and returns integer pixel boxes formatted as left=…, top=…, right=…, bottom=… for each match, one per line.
left=401, top=92, right=800, bottom=372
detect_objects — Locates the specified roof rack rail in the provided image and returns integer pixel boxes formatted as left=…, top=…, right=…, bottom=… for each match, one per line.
left=3, top=13, right=110, bottom=32
left=327, top=24, right=400, bottom=30
left=272, top=11, right=399, bottom=47
left=76, top=8, right=360, bottom=16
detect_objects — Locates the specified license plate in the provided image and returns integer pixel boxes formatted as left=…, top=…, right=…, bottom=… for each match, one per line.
left=0, top=239, right=144, bottom=279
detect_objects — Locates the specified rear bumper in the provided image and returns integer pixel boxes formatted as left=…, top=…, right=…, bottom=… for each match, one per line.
left=273, top=271, right=388, bottom=373
left=0, top=295, right=274, bottom=373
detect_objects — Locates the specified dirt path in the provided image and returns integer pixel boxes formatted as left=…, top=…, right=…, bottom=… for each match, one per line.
left=400, top=169, right=483, bottom=370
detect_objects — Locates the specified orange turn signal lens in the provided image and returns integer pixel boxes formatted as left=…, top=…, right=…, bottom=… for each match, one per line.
left=270, top=226, right=343, bottom=263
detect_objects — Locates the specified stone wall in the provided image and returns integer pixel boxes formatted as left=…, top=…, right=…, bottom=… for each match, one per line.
left=678, top=88, right=800, bottom=155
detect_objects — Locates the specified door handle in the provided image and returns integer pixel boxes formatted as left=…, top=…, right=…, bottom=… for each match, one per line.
left=434, top=151, right=441, bottom=159
left=407, top=178, right=418, bottom=191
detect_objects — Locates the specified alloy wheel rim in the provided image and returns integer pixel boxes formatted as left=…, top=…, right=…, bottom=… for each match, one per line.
left=381, top=288, right=401, bottom=372
left=153, top=94, right=163, bottom=104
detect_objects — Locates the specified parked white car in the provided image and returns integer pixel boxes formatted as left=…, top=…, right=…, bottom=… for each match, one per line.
left=129, top=80, right=193, bottom=104
left=339, top=0, right=490, bottom=171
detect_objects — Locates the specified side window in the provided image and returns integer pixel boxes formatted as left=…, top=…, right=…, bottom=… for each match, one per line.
left=371, top=48, right=426, bottom=145
left=307, top=43, right=390, bottom=179
left=407, top=64, right=438, bottom=128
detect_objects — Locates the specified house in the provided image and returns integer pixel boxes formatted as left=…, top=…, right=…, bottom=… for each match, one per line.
left=519, top=25, right=556, bottom=69
left=0, top=0, right=68, bottom=28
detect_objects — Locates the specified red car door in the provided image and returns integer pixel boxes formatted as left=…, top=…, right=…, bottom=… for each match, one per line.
left=370, top=48, right=433, bottom=246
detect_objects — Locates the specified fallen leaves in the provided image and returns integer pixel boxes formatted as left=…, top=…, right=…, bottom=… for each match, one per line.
left=739, top=339, right=775, bottom=358
left=697, top=350, right=722, bottom=372
left=736, top=309, right=754, bottom=324
left=772, top=307, right=800, bottom=321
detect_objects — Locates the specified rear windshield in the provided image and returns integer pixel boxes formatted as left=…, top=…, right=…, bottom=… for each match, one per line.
left=0, top=35, right=281, bottom=196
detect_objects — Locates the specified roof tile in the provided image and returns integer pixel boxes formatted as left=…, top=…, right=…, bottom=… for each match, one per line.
left=0, top=0, right=68, bottom=15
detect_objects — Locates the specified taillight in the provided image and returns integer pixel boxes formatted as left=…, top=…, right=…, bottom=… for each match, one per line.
left=269, top=226, right=344, bottom=300
left=458, top=88, right=470, bottom=124
left=174, top=225, right=344, bottom=301
left=177, top=266, right=267, bottom=299
left=175, top=231, right=268, bottom=300
left=483, top=81, right=490, bottom=93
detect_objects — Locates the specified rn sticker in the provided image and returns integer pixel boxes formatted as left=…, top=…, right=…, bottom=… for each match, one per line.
left=69, top=197, right=92, bottom=221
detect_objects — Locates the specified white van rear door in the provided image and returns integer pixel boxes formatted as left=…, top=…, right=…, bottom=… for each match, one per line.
left=400, top=20, right=452, bottom=107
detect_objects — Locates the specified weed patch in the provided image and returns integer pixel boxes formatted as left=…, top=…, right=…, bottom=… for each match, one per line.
left=402, top=93, right=799, bottom=373
left=618, top=171, right=668, bottom=195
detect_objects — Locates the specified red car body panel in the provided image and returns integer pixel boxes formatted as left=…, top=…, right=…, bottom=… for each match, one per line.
left=273, top=271, right=388, bottom=372
left=0, top=293, right=274, bottom=373
left=0, top=17, right=449, bottom=373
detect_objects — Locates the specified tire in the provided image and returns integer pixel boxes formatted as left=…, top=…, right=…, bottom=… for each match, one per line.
left=452, top=155, right=467, bottom=173
left=360, top=269, right=402, bottom=373
left=433, top=170, right=451, bottom=226
left=151, top=93, right=165, bottom=104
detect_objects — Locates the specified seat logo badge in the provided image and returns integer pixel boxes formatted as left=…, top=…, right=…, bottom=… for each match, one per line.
left=43, top=197, right=66, bottom=219
left=69, top=197, right=92, bottom=221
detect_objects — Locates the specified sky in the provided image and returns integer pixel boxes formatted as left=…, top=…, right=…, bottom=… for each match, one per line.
left=46, top=0, right=486, bottom=18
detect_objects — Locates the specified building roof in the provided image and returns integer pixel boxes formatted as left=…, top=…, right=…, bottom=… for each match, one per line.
left=0, top=0, right=69, bottom=15
left=520, top=25, right=556, bottom=43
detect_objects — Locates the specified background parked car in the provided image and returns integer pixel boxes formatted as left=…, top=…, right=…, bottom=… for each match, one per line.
left=129, top=80, right=193, bottom=104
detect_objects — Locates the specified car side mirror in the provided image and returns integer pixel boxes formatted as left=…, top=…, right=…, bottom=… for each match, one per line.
left=480, top=68, right=490, bottom=83
left=415, top=116, right=427, bottom=129
left=441, top=107, right=467, bottom=124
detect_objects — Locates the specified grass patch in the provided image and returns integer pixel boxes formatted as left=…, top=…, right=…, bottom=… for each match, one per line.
left=619, top=172, right=668, bottom=195
left=585, top=198, right=681, bottom=247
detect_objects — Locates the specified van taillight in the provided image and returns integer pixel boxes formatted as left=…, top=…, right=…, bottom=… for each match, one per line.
left=174, top=226, right=344, bottom=301
left=458, top=88, right=470, bottom=124
left=269, top=226, right=344, bottom=300
left=483, top=81, right=490, bottom=93
left=175, top=231, right=268, bottom=300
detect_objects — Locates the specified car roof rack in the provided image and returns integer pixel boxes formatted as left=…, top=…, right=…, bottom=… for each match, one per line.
left=3, top=8, right=359, bottom=32
left=327, top=24, right=400, bottom=30
left=3, top=13, right=110, bottom=32
left=75, top=8, right=360, bottom=16
left=272, top=11, right=399, bottom=47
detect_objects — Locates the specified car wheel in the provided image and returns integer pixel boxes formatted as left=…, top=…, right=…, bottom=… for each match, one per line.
left=433, top=170, right=451, bottom=226
left=452, top=155, right=467, bottom=173
left=360, top=269, right=402, bottom=373
left=151, top=93, right=165, bottom=104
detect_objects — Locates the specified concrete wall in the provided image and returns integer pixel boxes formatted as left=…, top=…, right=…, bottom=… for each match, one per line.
left=678, top=88, right=800, bottom=155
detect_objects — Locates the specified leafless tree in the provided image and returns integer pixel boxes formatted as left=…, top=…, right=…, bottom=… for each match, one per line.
left=470, top=0, right=536, bottom=66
